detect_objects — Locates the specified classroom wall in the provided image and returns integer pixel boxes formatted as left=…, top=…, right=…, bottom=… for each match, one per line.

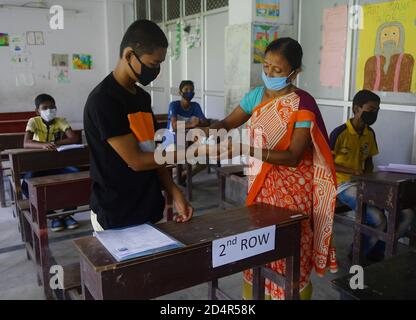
left=0, top=0, right=134, bottom=128
left=298, top=0, right=416, bottom=166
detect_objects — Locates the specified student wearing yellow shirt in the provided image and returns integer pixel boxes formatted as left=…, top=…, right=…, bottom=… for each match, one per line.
left=330, top=90, right=415, bottom=262
left=23, top=94, right=80, bottom=232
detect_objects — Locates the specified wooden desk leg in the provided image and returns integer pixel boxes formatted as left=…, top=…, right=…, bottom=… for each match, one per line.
left=219, top=174, right=226, bottom=210
left=165, top=191, right=173, bottom=221
left=176, top=164, right=183, bottom=185
left=0, top=164, right=6, bottom=207
left=285, top=223, right=301, bottom=300
left=11, top=160, right=25, bottom=243
left=31, top=187, right=53, bottom=300
left=208, top=279, right=218, bottom=300
left=252, top=266, right=265, bottom=300
left=80, top=260, right=95, bottom=300
left=186, top=163, right=192, bottom=201
left=353, top=183, right=366, bottom=266
left=385, top=187, right=399, bottom=259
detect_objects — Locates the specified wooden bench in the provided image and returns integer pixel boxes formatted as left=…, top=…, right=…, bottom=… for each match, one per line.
left=0, top=111, right=37, bottom=121
left=352, top=172, right=416, bottom=266
left=0, top=111, right=36, bottom=133
left=2, top=147, right=90, bottom=242
left=331, top=250, right=416, bottom=300
left=74, top=204, right=307, bottom=300
left=25, top=170, right=91, bottom=299
left=25, top=167, right=175, bottom=300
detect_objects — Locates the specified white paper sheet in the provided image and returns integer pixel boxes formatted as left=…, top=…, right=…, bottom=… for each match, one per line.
left=56, top=144, right=84, bottom=152
left=95, top=224, right=184, bottom=262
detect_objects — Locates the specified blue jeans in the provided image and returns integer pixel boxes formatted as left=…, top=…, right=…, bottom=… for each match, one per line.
left=338, top=185, right=415, bottom=256
left=21, top=167, right=80, bottom=199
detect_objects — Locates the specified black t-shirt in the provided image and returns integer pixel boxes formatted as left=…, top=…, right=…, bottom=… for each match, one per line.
left=83, top=73, right=164, bottom=229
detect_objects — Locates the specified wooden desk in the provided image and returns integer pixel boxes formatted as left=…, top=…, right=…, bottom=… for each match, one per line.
left=0, top=119, right=29, bottom=133
left=0, top=111, right=36, bottom=121
left=26, top=171, right=91, bottom=299
left=353, top=172, right=416, bottom=266
left=2, top=147, right=90, bottom=242
left=25, top=167, right=175, bottom=300
left=0, top=130, right=83, bottom=207
left=217, top=165, right=247, bottom=209
left=332, top=250, right=416, bottom=300
left=74, top=204, right=307, bottom=300
left=154, top=113, right=168, bottom=130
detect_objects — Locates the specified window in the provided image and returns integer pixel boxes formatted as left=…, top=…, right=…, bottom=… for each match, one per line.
left=150, top=0, right=163, bottom=23
left=206, top=0, right=228, bottom=11
left=136, top=0, right=147, bottom=20
left=185, top=0, right=201, bottom=16
left=166, top=0, right=181, bottom=20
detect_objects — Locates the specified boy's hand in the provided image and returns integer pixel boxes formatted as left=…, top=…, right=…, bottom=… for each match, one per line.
left=172, top=187, right=193, bottom=223
left=42, top=142, right=57, bottom=150
left=353, top=169, right=363, bottom=176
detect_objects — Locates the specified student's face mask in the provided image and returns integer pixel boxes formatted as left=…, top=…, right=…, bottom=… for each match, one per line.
left=262, top=70, right=295, bottom=91
left=182, top=92, right=195, bottom=101
left=128, top=52, right=160, bottom=86
left=361, top=110, right=378, bottom=126
left=40, top=108, right=57, bottom=122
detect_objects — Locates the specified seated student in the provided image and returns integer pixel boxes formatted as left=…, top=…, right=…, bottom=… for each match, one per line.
left=330, top=90, right=415, bottom=262
left=163, top=80, right=209, bottom=149
left=22, top=93, right=81, bottom=232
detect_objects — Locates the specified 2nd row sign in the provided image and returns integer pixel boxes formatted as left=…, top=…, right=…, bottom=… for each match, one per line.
left=212, top=226, right=276, bottom=268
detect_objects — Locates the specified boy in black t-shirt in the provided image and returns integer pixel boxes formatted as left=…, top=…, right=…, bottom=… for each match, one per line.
left=84, top=20, right=193, bottom=230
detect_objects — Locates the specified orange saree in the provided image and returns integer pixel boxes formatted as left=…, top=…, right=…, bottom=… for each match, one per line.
left=243, top=90, right=337, bottom=300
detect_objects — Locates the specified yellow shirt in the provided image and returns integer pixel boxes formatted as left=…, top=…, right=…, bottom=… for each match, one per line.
left=25, top=116, right=71, bottom=143
left=329, top=119, right=379, bottom=185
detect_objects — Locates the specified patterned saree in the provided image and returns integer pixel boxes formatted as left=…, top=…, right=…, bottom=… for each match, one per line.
left=243, top=90, right=337, bottom=300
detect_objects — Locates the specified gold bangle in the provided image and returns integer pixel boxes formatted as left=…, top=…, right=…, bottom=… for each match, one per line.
left=265, top=149, right=270, bottom=162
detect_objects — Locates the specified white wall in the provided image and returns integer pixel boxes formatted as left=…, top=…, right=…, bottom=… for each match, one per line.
left=0, top=0, right=134, bottom=128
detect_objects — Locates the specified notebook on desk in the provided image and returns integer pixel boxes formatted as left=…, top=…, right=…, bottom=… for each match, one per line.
left=56, top=144, right=85, bottom=152
left=377, top=164, right=416, bottom=175
left=94, top=223, right=184, bottom=262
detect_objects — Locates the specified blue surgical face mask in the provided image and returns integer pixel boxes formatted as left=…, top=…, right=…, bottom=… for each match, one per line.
left=262, top=70, right=295, bottom=91
left=182, top=92, right=195, bottom=101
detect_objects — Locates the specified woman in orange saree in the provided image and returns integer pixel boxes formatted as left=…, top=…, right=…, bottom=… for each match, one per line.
left=209, top=38, right=337, bottom=300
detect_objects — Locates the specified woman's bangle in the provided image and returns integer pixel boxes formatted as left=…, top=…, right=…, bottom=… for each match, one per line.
left=265, top=148, right=270, bottom=162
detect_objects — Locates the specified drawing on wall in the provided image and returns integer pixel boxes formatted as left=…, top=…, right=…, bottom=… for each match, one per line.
left=0, top=33, right=9, bottom=46
left=9, top=34, right=25, bottom=54
left=357, top=0, right=416, bottom=93
left=15, top=73, right=34, bottom=87
left=183, top=20, right=201, bottom=49
left=52, top=54, right=69, bottom=67
left=256, top=0, right=280, bottom=21
left=72, top=54, right=92, bottom=70
left=253, top=25, right=279, bottom=64
left=56, top=67, right=70, bottom=84
left=26, top=31, right=45, bottom=45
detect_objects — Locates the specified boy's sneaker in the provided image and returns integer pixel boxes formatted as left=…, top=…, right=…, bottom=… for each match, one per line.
left=51, top=218, right=65, bottom=232
left=63, top=216, right=79, bottom=230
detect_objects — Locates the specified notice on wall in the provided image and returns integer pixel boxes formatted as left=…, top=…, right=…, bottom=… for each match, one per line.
left=319, top=6, right=348, bottom=88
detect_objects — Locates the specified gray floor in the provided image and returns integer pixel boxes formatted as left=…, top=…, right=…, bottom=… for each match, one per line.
left=0, top=169, right=409, bottom=300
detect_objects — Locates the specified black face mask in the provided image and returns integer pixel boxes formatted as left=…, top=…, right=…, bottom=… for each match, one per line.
left=128, top=52, right=160, bottom=86
left=361, top=111, right=378, bottom=126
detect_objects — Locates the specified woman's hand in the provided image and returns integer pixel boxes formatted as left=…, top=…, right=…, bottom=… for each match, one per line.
left=172, top=187, right=193, bottom=223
